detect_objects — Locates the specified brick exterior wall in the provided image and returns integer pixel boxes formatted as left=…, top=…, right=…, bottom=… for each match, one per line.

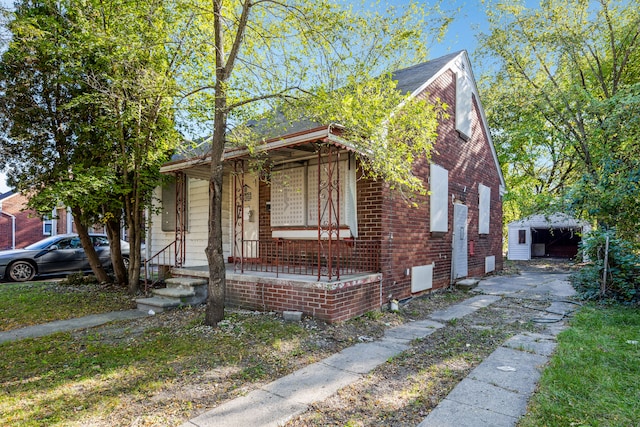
left=0, top=193, right=77, bottom=250
left=0, top=193, right=46, bottom=250
left=377, top=69, right=504, bottom=303
left=225, top=273, right=382, bottom=323
left=214, top=58, right=504, bottom=323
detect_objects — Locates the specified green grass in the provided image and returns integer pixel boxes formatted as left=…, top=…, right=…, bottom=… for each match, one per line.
left=519, top=304, right=640, bottom=427
left=0, top=310, right=311, bottom=426
left=0, top=280, right=135, bottom=331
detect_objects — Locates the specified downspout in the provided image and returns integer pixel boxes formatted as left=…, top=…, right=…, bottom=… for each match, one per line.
left=0, top=203, right=16, bottom=249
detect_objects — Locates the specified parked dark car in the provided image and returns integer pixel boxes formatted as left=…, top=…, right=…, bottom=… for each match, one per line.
left=0, top=234, right=130, bottom=282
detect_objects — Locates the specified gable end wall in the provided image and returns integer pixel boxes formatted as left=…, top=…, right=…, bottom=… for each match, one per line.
left=379, top=68, right=503, bottom=302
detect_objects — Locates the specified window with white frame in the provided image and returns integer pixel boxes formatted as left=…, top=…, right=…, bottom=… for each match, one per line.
left=478, top=183, right=490, bottom=234
left=430, top=164, right=449, bottom=232
left=42, top=216, right=53, bottom=235
left=270, top=159, right=357, bottom=238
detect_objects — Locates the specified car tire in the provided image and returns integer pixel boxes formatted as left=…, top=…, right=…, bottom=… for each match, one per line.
left=122, top=256, right=130, bottom=270
left=9, top=261, right=36, bottom=282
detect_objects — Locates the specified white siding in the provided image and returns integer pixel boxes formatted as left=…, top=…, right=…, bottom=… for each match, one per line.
left=148, top=175, right=231, bottom=267
left=184, top=178, right=209, bottom=266
left=430, top=164, right=449, bottom=232
left=507, top=225, right=531, bottom=260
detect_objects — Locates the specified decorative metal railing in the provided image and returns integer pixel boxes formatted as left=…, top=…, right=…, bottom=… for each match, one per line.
left=143, top=240, right=177, bottom=291
left=232, top=239, right=381, bottom=280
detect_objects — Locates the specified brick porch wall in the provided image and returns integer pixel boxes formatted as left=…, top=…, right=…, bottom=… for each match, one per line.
left=225, top=273, right=382, bottom=323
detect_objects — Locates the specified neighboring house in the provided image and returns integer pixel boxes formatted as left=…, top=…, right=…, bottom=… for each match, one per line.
left=0, top=190, right=89, bottom=250
left=147, top=50, right=506, bottom=322
left=507, top=213, right=590, bottom=261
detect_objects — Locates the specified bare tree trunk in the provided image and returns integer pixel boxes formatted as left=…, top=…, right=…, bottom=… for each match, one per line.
left=205, top=153, right=226, bottom=326
left=105, top=219, right=127, bottom=288
left=204, top=0, right=252, bottom=326
left=71, top=206, right=111, bottom=283
left=127, top=205, right=143, bottom=293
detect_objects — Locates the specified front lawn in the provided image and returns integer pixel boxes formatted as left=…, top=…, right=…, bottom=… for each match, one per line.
left=0, top=288, right=468, bottom=426
left=519, top=304, right=640, bottom=426
left=0, top=279, right=135, bottom=331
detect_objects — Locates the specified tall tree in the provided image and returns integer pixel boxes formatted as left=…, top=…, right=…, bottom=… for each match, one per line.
left=71, top=0, right=180, bottom=291
left=0, top=0, right=112, bottom=283
left=178, top=0, right=453, bottom=325
left=0, top=0, right=180, bottom=290
left=479, top=0, right=640, bottom=237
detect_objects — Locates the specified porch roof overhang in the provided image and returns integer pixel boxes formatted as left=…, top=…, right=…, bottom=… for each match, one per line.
left=160, top=125, right=361, bottom=180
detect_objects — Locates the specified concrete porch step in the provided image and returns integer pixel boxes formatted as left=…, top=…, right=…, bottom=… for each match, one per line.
left=136, top=276, right=209, bottom=313
left=456, top=278, right=480, bottom=290
left=165, top=277, right=208, bottom=290
left=136, top=296, right=183, bottom=313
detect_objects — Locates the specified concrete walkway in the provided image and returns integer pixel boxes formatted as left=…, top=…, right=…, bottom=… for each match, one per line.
left=0, top=309, right=148, bottom=344
left=182, top=270, right=576, bottom=427
left=419, top=271, right=577, bottom=427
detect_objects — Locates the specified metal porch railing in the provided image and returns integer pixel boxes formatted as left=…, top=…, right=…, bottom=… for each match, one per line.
left=233, top=239, right=381, bottom=280
left=143, top=241, right=177, bottom=291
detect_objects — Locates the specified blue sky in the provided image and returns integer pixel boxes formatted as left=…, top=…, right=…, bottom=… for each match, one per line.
left=0, top=0, right=490, bottom=193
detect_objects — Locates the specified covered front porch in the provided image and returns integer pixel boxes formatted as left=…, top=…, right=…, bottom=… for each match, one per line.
left=144, top=125, right=385, bottom=321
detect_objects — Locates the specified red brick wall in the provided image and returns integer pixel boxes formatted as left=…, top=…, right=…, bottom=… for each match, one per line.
left=377, top=69, right=504, bottom=303
left=225, top=273, right=382, bottom=323
left=0, top=193, right=46, bottom=250
left=239, top=66, right=504, bottom=321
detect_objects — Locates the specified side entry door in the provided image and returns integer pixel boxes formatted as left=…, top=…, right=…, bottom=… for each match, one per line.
left=452, top=203, right=468, bottom=279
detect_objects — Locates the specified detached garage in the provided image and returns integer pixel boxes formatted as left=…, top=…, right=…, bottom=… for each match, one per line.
left=507, top=213, right=590, bottom=261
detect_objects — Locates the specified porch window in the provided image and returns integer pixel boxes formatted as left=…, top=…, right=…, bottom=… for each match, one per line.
left=270, top=159, right=357, bottom=238
left=161, top=179, right=188, bottom=232
left=430, top=163, right=449, bottom=232
left=478, top=183, right=490, bottom=234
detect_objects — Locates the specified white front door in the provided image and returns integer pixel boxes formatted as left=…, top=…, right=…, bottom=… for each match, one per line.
left=452, top=203, right=468, bottom=279
left=233, top=174, right=260, bottom=259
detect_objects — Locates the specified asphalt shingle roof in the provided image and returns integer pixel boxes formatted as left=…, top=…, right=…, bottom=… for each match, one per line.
left=392, top=51, right=462, bottom=94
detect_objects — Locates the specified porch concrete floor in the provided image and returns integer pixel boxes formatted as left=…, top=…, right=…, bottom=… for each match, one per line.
left=171, top=264, right=379, bottom=284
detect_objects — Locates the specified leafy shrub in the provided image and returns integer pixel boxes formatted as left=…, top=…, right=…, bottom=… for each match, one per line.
left=60, top=272, right=98, bottom=286
left=571, top=229, right=640, bottom=304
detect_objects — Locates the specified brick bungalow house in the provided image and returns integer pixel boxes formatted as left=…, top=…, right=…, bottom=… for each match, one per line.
left=0, top=190, right=82, bottom=250
left=145, top=50, right=506, bottom=322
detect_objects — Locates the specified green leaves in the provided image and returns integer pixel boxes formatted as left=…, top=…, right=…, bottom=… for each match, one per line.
left=480, top=0, right=640, bottom=240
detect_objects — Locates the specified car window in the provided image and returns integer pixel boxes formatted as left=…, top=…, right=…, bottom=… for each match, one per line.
left=55, top=238, right=77, bottom=249
left=24, top=235, right=65, bottom=250
left=91, top=236, right=110, bottom=247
